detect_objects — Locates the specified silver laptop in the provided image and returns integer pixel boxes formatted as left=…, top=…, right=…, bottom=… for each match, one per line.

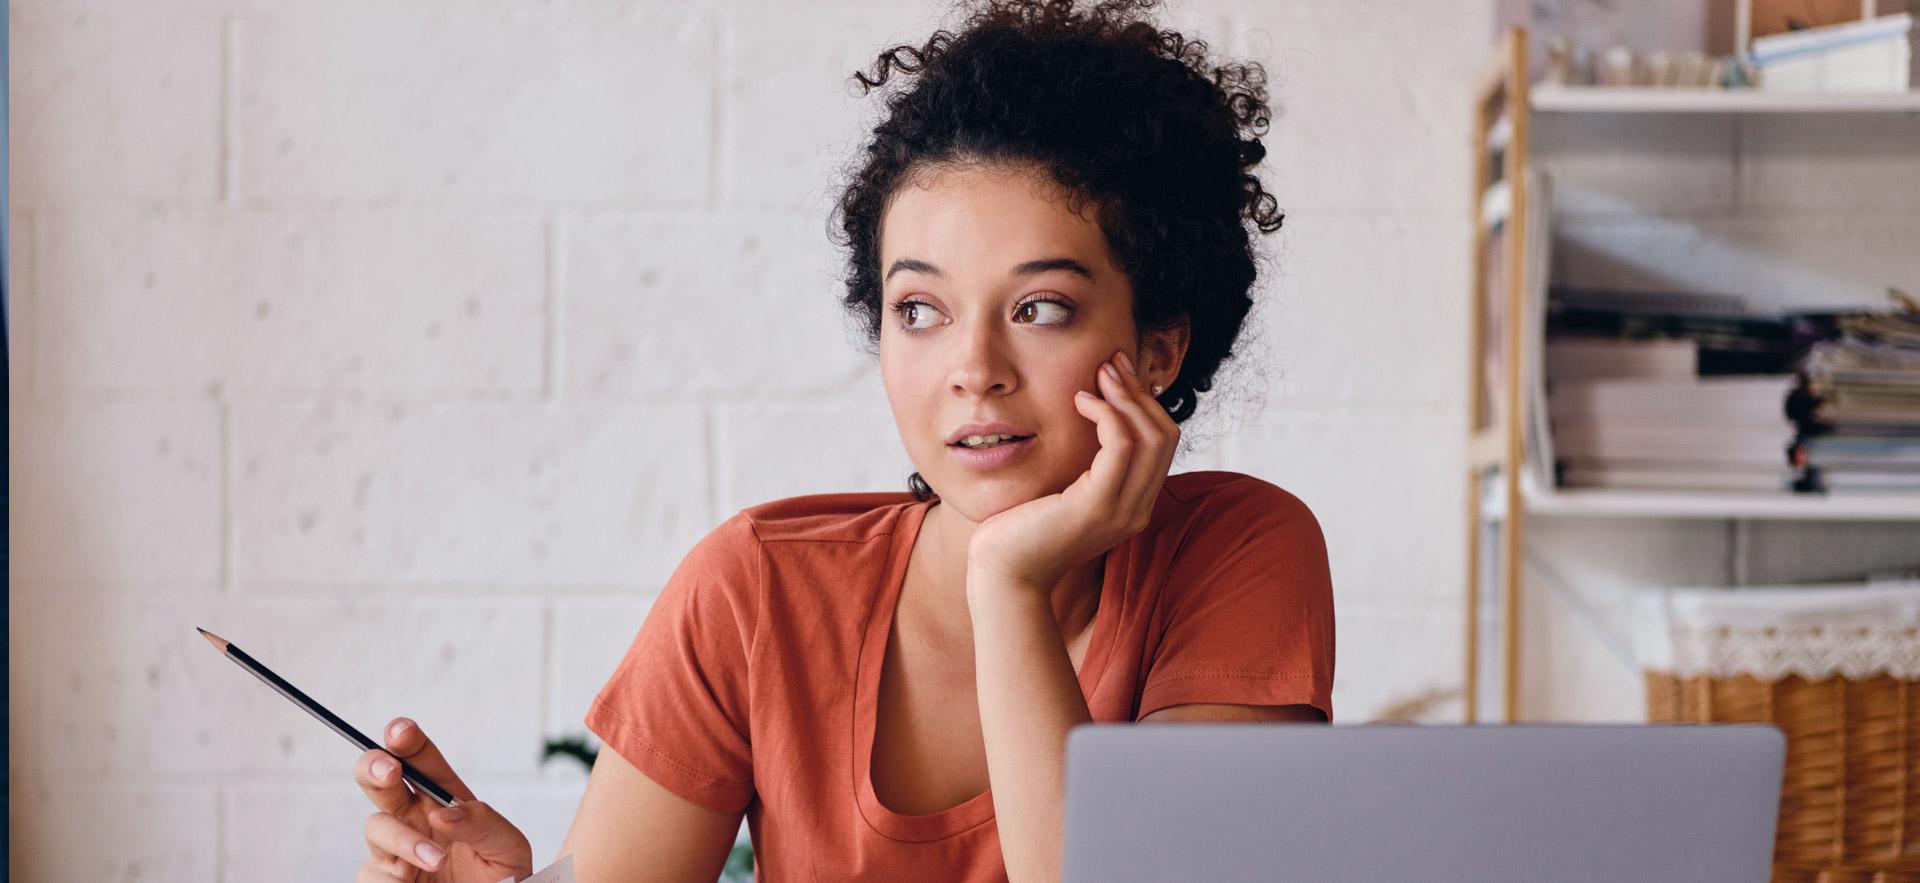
left=1062, top=723, right=1784, bottom=882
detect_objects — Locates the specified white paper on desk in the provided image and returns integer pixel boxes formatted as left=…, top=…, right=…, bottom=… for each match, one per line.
left=499, top=854, right=574, bottom=883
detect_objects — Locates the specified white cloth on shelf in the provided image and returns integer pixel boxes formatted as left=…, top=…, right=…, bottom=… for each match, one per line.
left=1633, top=578, right=1920, bottom=680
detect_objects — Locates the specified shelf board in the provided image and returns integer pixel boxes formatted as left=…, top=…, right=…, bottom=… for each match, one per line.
left=1483, top=478, right=1920, bottom=521
left=1530, top=85, right=1920, bottom=114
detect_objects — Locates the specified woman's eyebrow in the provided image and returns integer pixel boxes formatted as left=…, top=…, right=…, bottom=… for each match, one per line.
left=883, top=256, right=1097, bottom=284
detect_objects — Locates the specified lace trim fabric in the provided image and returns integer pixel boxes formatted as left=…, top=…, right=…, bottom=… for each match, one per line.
left=1634, top=581, right=1920, bottom=680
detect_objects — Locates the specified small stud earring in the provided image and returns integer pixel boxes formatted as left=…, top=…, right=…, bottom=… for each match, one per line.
left=1151, top=384, right=1164, bottom=395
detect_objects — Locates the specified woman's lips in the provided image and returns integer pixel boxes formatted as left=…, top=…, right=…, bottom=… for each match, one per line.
left=948, top=435, right=1038, bottom=470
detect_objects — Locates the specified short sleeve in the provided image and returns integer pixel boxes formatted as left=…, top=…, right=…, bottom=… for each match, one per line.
left=1137, top=478, right=1336, bottom=722
left=584, top=513, right=760, bottom=814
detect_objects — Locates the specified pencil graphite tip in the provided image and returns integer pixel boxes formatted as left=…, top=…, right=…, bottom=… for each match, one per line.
left=197, top=627, right=229, bottom=652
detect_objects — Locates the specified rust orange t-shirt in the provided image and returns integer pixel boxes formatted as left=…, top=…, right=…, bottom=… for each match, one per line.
left=584, top=470, right=1335, bottom=881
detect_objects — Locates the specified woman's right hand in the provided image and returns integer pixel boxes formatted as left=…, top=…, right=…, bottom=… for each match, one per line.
left=355, top=716, right=535, bottom=883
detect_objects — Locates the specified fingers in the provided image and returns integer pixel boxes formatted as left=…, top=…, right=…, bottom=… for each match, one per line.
left=354, top=862, right=414, bottom=883
left=356, top=748, right=416, bottom=818
left=1108, top=351, right=1179, bottom=504
left=426, top=800, right=535, bottom=871
left=1114, top=350, right=1178, bottom=434
left=365, top=811, right=447, bottom=874
left=1074, top=380, right=1136, bottom=509
left=381, top=717, right=478, bottom=804
left=1082, top=351, right=1177, bottom=521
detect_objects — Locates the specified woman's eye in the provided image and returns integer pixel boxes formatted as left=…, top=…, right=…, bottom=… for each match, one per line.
left=890, top=296, right=1071, bottom=332
left=894, top=300, right=939, bottom=330
left=1017, top=299, right=1071, bottom=325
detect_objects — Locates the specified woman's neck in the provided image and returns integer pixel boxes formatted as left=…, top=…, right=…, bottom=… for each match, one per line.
left=919, top=500, right=1104, bottom=649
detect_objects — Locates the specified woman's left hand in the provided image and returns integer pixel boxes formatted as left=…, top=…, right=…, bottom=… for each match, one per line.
left=967, top=349, right=1179, bottom=590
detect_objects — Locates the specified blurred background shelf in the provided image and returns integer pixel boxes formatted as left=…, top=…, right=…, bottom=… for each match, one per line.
left=1466, top=27, right=1920, bottom=729
left=1532, top=85, right=1920, bottom=113
left=1481, top=476, right=1920, bottom=521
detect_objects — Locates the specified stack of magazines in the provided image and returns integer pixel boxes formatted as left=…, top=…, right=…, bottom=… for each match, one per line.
left=1787, top=303, right=1920, bottom=493
left=1544, top=288, right=1800, bottom=492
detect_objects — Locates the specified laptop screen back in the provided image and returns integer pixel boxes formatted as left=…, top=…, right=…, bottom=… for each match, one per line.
left=1062, top=723, right=1784, bottom=883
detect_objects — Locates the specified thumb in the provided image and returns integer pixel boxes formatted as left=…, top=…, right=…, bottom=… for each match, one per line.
left=427, top=800, right=526, bottom=859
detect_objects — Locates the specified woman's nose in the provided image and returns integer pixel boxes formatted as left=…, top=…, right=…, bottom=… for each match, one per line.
left=949, top=335, right=1016, bottom=396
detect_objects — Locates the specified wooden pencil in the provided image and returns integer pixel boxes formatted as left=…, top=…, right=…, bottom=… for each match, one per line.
left=196, top=627, right=464, bottom=808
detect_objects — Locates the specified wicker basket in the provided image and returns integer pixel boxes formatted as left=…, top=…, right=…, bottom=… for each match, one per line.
left=1646, top=671, right=1920, bottom=882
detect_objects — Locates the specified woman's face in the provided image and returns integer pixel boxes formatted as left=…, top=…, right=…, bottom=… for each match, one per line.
left=877, top=163, right=1140, bottom=522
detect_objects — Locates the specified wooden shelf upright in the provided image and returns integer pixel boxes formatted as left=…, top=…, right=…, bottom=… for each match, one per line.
left=1465, top=27, right=1530, bottom=724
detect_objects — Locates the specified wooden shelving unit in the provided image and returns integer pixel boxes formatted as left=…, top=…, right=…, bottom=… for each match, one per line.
left=1465, top=27, right=1532, bottom=724
left=1463, top=27, right=1920, bottom=724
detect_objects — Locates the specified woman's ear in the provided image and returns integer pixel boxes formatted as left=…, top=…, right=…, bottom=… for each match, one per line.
left=1141, top=320, right=1191, bottom=392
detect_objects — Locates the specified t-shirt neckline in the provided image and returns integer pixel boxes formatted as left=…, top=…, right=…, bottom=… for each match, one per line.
left=852, top=496, right=1120, bottom=842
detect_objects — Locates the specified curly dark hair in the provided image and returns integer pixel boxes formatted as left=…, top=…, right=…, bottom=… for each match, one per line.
left=827, top=0, right=1284, bottom=502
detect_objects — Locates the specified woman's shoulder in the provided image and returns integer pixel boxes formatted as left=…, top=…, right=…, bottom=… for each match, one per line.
left=1157, top=470, right=1325, bottom=555
left=1163, top=470, right=1315, bottom=517
left=664, top=491, right=920, bottom=622
left=1153, top=471, right=1331, bottom=601
left=732, top=490, right=923, bottom=545
left=669, top=492, right=914, bottom=584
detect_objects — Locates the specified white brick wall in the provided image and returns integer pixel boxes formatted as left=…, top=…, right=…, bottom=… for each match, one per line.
left=38, top=210, right=548, bottom=393
left=8, top=0, right=1498, bottom=878
left=12, top=10, right=225, bottom=203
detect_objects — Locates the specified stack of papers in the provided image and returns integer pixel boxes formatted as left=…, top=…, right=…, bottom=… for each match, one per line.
left=1788, top=308, right=1920, bottom=492
left=1751, top=13, right=1916, bottom=93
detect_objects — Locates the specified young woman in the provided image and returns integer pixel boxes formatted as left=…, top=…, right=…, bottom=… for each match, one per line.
left=352, top=1, right=1332, bottom=880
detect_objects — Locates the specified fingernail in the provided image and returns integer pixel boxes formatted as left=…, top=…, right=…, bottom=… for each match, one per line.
left=1076, top=390, right=1093, bottom=400
left=415, top=841, right=444, bottom=868
left=389, top=720, right=412, bottom=741
left=1117, top=351, right=1135, bottom=376
left=438, top=806, right=466, bottom=824
left=372, top=758, right=397, bottom=781
left=1101, top=364, right=1119, bottom=382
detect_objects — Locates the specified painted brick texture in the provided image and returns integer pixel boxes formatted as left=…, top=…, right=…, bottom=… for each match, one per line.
left=8, top=1, right=1505, bottom=878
